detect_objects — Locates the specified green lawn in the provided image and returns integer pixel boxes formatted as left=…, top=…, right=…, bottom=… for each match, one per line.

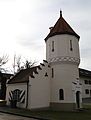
left=1, top=104, right=91, bottom=120
left=29, top=109, right=91, bottom=120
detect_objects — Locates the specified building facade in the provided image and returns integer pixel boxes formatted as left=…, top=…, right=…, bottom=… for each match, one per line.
left=0, top=72, right=13, bottom=100
left=6, top=11, right=90, bottom=110
left=79, top=68, right=91, bottom=103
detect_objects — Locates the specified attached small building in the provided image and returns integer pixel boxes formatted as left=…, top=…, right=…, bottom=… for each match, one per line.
left=6, top=62, right=50, bottom=109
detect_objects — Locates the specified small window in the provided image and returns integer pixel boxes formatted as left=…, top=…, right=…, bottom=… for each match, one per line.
left=52, top=41, right=54, bottom=52
left=89, top=80, right=91, bottom=85
left=70, top=40, right=73, bottom=51
left=52, top=68, right=54, bottom=78
left=59, top=89, right=64, bottom=100
left=84, top=80, right=89, bottom=84
left=85, top=89, right=89, bottom=94
left=90, top=90, right=91, bottom=96
left=45, top=72, right=48, bottom=77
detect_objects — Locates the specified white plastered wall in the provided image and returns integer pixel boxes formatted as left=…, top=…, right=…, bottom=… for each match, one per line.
left=50, top=63, right=80, bottom=103
left=46, top=34, right=81, bottom=105
left=46, top=34, right=80, bottom=61
left=28, top=62, right=50, bottom=109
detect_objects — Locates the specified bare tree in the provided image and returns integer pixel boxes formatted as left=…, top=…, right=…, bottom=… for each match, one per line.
left=0, top=54, right=9, bottom=100
left=23, top=59, right=37, bottom=69
left=0, top=55, right=8, bottom=72
left=13, top=55, right=37, bottom=73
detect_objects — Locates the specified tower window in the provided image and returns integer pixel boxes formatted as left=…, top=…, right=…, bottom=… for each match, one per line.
left=52, top=68, right=54, bottom=78
left=70, top=40, right=73, bottom=51
left=59, top=89, right=64, bottom=100
left=52, top=41, right=54, bottom=52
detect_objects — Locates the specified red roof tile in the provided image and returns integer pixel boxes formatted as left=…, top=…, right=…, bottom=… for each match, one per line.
left=45, top=14, right=80, bottom=41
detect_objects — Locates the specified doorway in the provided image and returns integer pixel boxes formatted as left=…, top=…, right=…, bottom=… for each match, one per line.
left=76, top=91, right=80, bottom=108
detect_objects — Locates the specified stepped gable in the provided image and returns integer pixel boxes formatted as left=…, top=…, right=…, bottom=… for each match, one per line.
left=79, top=68, right=91, bottom=78
left=8, top=66, right=38, bottom=84
left=7, top=60, right=49, bottom=84
left=45, top=11, right=80, bottom=41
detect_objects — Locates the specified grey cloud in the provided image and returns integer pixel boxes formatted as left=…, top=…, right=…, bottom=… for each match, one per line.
left=80, top=48, right=91, bottom=58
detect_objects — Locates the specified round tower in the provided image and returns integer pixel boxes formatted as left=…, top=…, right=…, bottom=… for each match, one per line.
left=45, top=11, right=82, bottom=110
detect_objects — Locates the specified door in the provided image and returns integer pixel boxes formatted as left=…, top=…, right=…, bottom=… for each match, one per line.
left=76, top=91, right=80, bottom=108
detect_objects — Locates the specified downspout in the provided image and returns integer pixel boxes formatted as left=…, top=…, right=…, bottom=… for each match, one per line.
left=26, top=81, right=29, bottom=108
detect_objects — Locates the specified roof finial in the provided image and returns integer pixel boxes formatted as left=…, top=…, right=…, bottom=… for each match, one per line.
left=60, top=9, right=62, bottom=17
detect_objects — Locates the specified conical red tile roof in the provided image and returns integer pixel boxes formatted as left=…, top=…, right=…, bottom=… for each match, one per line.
left=45, top=13, right=80, bottom=41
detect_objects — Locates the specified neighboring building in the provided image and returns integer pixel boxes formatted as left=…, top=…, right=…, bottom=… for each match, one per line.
left=79, top=68, right=91, bottom=103
left=6, top=11, right=90, bottom=110
left=0, top=72, right=13, bottom=100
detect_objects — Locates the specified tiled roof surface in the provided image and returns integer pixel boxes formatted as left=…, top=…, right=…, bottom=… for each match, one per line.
left=79, top=68, right=91, bottom=78
left=8, top=66, right=38, bottom=84
left=45, top=14, right=80, bottom=41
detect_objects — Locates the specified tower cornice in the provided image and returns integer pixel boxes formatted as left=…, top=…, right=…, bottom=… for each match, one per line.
left=48, top=56, right=80, bottom=65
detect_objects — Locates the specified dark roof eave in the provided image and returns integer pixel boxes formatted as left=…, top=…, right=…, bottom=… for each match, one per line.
left=79, top=68, right=91, bottom=78
left=8, top=80, right=29, bottom=84
left=45, top=32, right=80, bottom=41
left=79, top=74, right=91, bottom=78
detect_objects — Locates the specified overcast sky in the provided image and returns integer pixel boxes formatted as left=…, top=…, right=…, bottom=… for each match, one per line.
left=0, top=0, right=91, bottom=72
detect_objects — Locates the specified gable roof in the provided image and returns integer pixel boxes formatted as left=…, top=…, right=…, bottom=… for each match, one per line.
left=8, top=66, right=38, bottom=84
left=45, top=12, right=80, bottom=41
left=79, top=68, right=91, bottom=78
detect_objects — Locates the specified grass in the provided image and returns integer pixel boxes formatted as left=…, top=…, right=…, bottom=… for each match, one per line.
left=1, top=104, right=91, bottom=120
left=83, top=103, right=91, bottom=109
left=29, top=108, right=91, bottom=120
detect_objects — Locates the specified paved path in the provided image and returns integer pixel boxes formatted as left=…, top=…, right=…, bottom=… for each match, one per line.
left=0, top=112, right=37, bottom=120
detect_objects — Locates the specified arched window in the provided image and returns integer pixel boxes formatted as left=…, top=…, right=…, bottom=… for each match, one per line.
left=52, top=68, right=54, bottom=78
left=13, top=89, right=21, bottom=102
left=70, top=40, right=73, bottom=51
left=52, top=41, right=54, bottom=52
left=59, top=89, right=64, bottom=100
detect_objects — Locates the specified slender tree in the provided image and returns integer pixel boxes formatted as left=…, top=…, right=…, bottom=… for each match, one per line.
left=0, top=55, right=8, bottom=72
left=0, top=55, right=9, bottom=100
